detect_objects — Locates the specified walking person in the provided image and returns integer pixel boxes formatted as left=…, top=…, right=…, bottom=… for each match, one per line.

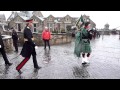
left=74, top=22, right=92, bottom=64
left=12, top=28, right=18, bottom=52
left=0, top=33, right=13, bottom=66
left=81, top=22, right=92, bottom=64
left=96, top=30, right=100, bottom=38
left=42, top=26, right=51, bottom=50
left=16, top=19, right=40, bottom=74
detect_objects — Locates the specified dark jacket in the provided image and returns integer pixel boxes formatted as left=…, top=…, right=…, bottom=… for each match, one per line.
left=12, top=30, right=18, bottom=40
left=0, top=34, right=4, bottom=48
left=20, top=27, right=36, bottom=57
left=82, top=29, right=92, bottom=40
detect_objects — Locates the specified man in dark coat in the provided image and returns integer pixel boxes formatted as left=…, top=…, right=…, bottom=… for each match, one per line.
left=16, top=19, right=40, bottom=74
left=12, top=28, right=18, bottom=52
left=0, top=33, right=13, bottom=66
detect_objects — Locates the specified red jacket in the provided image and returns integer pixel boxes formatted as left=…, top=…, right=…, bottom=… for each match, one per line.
left=42, top=30, right=51, bottom=40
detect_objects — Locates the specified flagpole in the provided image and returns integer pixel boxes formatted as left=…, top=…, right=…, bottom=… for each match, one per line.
left=119, top=30, right=120, bottom=39
left=102, top=28, right=104, bottom=40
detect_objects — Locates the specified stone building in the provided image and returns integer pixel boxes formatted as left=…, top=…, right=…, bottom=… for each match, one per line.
left=7, top=11, right=78, bottom=33
left=44, top=14, right=77, bottom=33
left=30, top=15, right=44, bottom=33
left=7, top=11, right=44, bottom=33
left=0, top=14, right=8, bottom=32
left=7, top=11, right=95, bottom=33
left=82, top=14, right=96, bottom=29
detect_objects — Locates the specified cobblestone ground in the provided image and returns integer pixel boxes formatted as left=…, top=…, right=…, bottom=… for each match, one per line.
left=0, top=35, right=120, bottom=79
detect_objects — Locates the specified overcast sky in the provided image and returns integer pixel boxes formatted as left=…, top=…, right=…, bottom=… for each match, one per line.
left=0, top=11, right=120, bottom=29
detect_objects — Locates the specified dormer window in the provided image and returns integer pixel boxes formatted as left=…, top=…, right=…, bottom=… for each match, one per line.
left=66, top=17, right=69, bottom=21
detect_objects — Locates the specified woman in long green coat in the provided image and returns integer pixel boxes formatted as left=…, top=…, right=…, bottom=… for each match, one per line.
left=74, top=22, right=92, bottom=64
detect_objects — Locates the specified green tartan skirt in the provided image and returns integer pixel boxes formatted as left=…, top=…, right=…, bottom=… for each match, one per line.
left=81, top=39, right=92, bottom=53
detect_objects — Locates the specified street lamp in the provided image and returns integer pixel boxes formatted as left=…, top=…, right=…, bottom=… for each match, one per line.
left=119, top=30, right=120, bottom=39
left=102, top=28, right=105, bottom=40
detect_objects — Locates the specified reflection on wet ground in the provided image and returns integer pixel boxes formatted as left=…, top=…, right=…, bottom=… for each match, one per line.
left=0, top=35, right=120, bottom=79
left=43, top=49, right=51, bottom=64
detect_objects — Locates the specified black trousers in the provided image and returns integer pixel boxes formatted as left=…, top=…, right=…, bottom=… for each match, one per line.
left=0, top=48, right=10, bottom=64
left=13, top=40, right=18, bottom=51
left=43, top=40, right=50, bottom=49
left=31, top=54, right=39, bottom=68
left=16, top=52, right=39, bottom=71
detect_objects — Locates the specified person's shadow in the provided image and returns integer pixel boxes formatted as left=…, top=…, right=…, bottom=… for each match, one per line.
left=43, top=49, right=51, bottom=64
left=2, top=66, right=12, bottom=79
left=16, top=74, right=24, bottom=79
left=72, top=65, right=90, bottom=79
left=15, top=69, right=39, bottom=79
left=30, top=69, right=39, bottom=79
left=4, top=66, right=10, bottom=74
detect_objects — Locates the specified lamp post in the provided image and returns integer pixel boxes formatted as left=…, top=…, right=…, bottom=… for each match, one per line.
left=119, top=30, right=120, bottom=39
left=102, top=28, right=104, bottom=40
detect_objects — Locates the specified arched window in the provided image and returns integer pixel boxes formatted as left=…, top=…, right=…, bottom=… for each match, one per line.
left=66, top=18, right=68, bottom=21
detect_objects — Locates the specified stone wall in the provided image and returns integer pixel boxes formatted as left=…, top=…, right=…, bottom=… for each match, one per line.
left=3, top=31, right=72, bottom=46
left=98, top=30, right=119, bottom=35
left=2, top=35, right=13, bottom=52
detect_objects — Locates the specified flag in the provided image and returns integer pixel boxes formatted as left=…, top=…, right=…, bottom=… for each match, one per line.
left=76, top=15, right=85, bottom=29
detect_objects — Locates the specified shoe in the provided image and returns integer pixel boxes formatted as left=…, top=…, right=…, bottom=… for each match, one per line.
left=85, top=57, right=90, bottom=64
left=82, top=61, right=87, bottom=65
left=17, top=70, right=22, bottom=74
left=5, top=63, right=13, bottom=66
left=82, top=58, right=86, bottom=64
left=35, top=66, right=41, bottom=70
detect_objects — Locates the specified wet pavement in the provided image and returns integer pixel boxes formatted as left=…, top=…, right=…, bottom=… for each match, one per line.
left=0, top=35, right=120, bottom=79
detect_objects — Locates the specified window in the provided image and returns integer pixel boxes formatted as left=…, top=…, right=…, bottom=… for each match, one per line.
left=18, top=24, right=21, bottom=31
left=33, top=24, right=37, bottom=33
left=66, top=18, right=68, bottom=21
left=34, top=28, right=37, bottom=32
left=34, top=24, right=36, bottom=27
left=50, top=23, right=52, bottom=27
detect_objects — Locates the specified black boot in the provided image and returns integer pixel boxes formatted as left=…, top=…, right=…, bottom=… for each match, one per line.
left=34, top=66, right=41, bottom=70
left=5, top=63, right=13, bottom=66
left=32, top=55, right=41, bottom=70
left=17, top=70, right=22, bottom=74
